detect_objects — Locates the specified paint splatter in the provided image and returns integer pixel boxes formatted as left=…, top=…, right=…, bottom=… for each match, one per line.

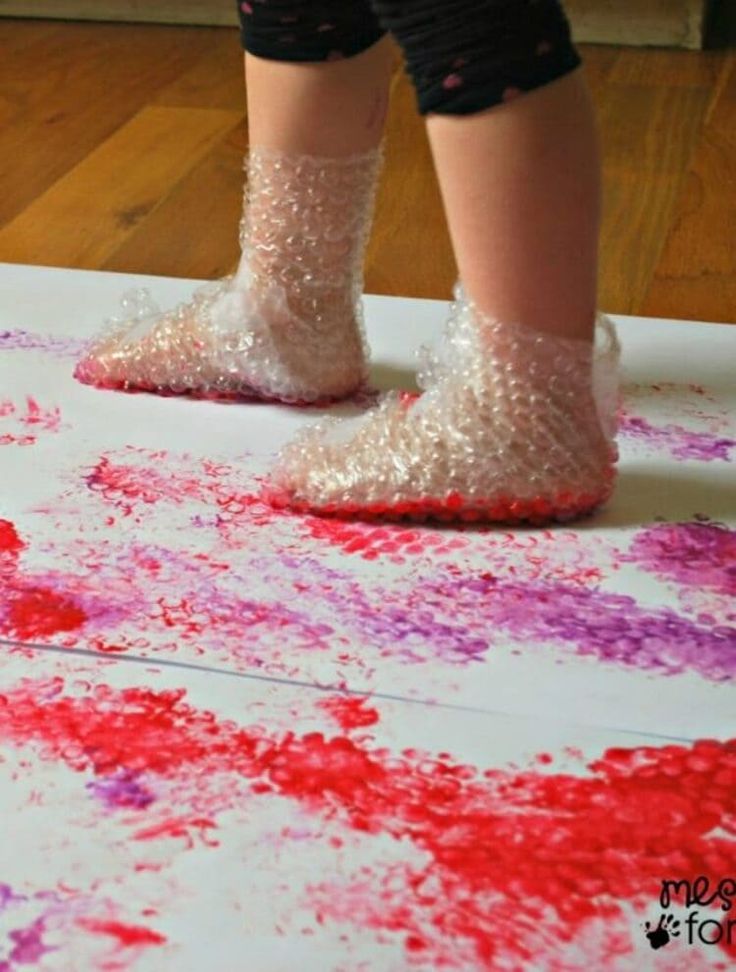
left=0, top=397, right=64, bottom=446
left=80, top=448, right=278, bottom=537
left=87, top=770, right=156, bottom=810
left=410, top=572, right=736, bottom=680
left=2, top=918, right=56, bottom=966
left=3, top=501, right=733, bottom=686
left=0, top=329, right=86, bottom=356
left=0, top=679, right=733, bottom=968
left=318, top=696, right=380, bottom=730
left=302, top=517, right=469, bottom=563
left=619, top=413, right=735, bottom=462
left=1, top=584, right=88, bottom=641
left=626, top=522, right=736, bottom=596
left=76, top=919, right=166, bottom=948
left=0, top=520, right=25, bottom=561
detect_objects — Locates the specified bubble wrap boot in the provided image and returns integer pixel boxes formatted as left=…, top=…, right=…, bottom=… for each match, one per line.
left=74, top=147, right=383, bottom=404
left=264, top=287, right=620, bottom=524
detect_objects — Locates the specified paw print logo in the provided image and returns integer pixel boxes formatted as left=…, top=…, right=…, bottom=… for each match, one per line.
left=644, top=914, right=681, bottom=949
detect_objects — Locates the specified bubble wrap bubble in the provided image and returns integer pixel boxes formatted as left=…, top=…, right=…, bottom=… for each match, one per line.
left=74, top=147, right=383, bottom=404
left=264, top=285, right=621, bottom=524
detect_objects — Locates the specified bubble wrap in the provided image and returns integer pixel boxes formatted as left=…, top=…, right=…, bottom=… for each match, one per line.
left=74, top=147, right=383, bottom=404
left=264, top=285, right=621, bottom=524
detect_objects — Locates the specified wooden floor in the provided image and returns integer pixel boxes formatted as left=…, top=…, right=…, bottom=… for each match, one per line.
left=1, top=13, right=735, bottom=323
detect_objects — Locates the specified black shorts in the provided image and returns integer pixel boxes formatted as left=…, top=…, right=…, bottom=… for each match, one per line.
left=237, top=0, right=581, bottom=115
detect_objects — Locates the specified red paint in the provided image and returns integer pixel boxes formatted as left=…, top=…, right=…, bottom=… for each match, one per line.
left=3, top=586, right=87, bottom=640
left=23, top=396, right=63, bottom=431
left=265, top=475, right=616, bottom=528
left=303, top=517, right=468, bottom=562
left=0, top=681, right=734, bottom=967
left=0, top=519, right=24, bottom=555
left=133, top=815, right=218, bottom=848
left=77, top=919, right=166, bottom=948
left=0, top=397, right=63, bottom=446
left=318, top=696, right=380, bottom=730
left=83, top=450, right=278, bottom=532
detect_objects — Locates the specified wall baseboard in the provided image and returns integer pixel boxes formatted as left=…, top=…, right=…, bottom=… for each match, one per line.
left=0, top=0, right=237, bottom=28
left=0, top=0, right=713, bottom=49
left=566, top=0, right=711, bottom=50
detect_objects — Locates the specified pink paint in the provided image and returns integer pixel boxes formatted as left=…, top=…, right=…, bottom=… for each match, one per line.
left=620, top=412, right=735, bottom=461
left=626, top=522, right=736, bottom=596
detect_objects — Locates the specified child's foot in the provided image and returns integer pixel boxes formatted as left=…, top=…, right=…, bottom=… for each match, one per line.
left=73, top=270, right=369, bottom=404
left=263, top=286, right=620, bottom=523
left=74, top=147, right=383, bottom=405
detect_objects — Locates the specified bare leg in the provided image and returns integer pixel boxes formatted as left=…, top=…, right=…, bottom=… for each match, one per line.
left=245, top=37, right=394, bottom=156
left=426, top=69, right=601, bottom=341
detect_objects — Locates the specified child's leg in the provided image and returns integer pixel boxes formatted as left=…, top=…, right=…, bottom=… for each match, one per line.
left=75, top=4, right=394, bottom=404
left=375, top=0, right=600, bottom=340
left=267, top=0, right=620, bottom=523
left=426, top=70, right=600, bottom=341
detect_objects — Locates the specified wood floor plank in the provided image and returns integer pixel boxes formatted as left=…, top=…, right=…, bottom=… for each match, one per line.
left=0, top=105, right=242, bottom=269
left=0, top=21, right=222, bottom=224
left=578, top=45, right=620, bottom=97
left=103, top=121, right=247, bottom=279
left=641, top=53, right=736, bottom=322
left=153, top=29, right=245, bottom=110
left=596, top=83, right=711, bottom=315
left=364, top=64, right=455, bottom=301
left=0, top=20, right=733, bottom=324
left=608, top=46, right=724, bottom=88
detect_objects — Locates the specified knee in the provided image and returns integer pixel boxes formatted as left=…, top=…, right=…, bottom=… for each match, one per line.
left=370, top=0, right=581, bottom=115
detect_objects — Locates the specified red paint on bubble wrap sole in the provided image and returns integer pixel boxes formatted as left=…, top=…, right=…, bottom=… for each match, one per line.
left=263, top=478, right=615, bottom=526
left=1, top=681, right=734, bottom=968
left=73, top=367, right=361, bottom=409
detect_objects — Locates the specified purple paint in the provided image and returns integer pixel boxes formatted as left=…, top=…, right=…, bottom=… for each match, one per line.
left=265, top=554, right=490, bottom=664
left=415, top=574, right=736, bottom=681
left=7, top=918, right=55, bottom=964
left=87, top=770, right=156, bottom=810
left=0, top=885, right=24, bottom=913
left=242, top=554, right=736, bottom=679
left=0, top=329, right=86, bottom=357
left=619, top=413, right=735, bottom=461
left=625, top=522, right=736, bottom=596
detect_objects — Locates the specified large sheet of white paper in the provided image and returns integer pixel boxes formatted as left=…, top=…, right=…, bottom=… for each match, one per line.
left=0, top=263, right=734, bottom=970
left=1, top=645, right=733, bottom=971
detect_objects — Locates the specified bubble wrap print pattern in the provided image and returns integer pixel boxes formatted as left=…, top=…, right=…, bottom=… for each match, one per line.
left=74, top=147, right=383, bottom=404
left=265, top=286, right=621, bottom=524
